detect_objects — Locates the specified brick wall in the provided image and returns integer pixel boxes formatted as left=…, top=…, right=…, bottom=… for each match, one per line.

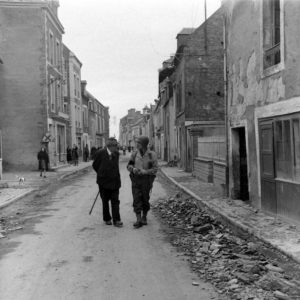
left=184, top=8, right=224, bottom=122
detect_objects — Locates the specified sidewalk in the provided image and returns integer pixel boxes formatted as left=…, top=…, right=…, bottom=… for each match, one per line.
left=0, top=161, right=93, bottom=209
left=159, top=161, right=300, bottom=265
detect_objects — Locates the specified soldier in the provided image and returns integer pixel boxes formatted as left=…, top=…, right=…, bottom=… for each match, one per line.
left=127, top=136, right=158, bottom=228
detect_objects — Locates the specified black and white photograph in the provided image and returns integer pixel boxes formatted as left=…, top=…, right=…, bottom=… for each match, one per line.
left=1, top=0, right=300, bottom=299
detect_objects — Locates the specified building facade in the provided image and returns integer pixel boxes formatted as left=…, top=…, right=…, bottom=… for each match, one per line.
left=81, top=81, right=109, bottom=150
left=0, top=0, right=65, bottom=170
left=119, top=108, right=152, bottom=151
left=224, top=0, right=300, bottom=222
left=173, top=10, right=225, bottom=178
left=158, top=57, right=177, bottom=162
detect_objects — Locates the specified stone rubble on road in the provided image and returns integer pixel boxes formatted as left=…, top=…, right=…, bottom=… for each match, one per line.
left=152, top=192, right=300, bottom=300
left=159, top=163, right=300, bottom=266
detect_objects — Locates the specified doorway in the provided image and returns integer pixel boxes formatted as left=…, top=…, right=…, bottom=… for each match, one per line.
left=231, top=127, right=249, bottom=200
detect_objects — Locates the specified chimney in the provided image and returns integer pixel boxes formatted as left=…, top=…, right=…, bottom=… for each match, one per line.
left=47, top=0, right=59, bottom=16
left=81, top=80, right=87, bottom=92
left=176, top=28, right=195, bottom=49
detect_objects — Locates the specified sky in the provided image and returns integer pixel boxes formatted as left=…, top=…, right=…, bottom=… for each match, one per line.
left=58, top=0, right=221, bottom=138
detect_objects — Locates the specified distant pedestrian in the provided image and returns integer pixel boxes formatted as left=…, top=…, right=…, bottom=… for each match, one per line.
left=66, top=146, right=72, bottom=164
left=92, top=137, right=123, bottom=227
left=91, top=146, right=97, bottom=160
left=122, top=145, right=126, bottom=155
left=127, top=136, right=158, bottom=228
left=37, top=146, right=49, bottom=178
left=72, top=144, right=79, bottom=166
left=84, top=144, right=89, bottom=162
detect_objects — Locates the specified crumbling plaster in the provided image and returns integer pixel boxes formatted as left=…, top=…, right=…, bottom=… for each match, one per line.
left=229, top=50, right=285, bottom=126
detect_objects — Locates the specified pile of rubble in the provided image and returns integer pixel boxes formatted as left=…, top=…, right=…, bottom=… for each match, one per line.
left=152, top=193, right=300, bottom=300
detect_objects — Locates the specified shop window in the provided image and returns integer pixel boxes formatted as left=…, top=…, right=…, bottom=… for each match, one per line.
left=275, top=120, right=292, bottom=179
left=274, top=116, right=300, bottom=182
left=293, top=119, right=300, bottom=181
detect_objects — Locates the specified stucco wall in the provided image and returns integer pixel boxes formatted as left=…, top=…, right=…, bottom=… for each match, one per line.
left=0, top=6, right=47, bottom=170
left=225, top=0, right=300, bottom=206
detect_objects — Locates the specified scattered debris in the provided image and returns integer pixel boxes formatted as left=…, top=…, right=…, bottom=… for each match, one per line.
left=152, top=193, right=300, bottom=300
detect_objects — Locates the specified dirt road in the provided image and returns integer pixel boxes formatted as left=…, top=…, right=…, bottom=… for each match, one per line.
left=0, top=160, right=220, bottom=300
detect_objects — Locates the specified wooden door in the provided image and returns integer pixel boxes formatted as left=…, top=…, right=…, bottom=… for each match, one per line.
left=259, top=120, right=277, bottom=213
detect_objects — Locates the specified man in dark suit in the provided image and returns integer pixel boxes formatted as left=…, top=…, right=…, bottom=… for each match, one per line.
left=92, top=138, right=123, bottom=227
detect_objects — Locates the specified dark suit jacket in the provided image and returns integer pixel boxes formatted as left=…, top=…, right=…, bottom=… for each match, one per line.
left=92, top=148, right=121, bottom=190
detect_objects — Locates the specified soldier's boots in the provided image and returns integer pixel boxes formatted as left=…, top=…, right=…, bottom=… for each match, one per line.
left=141, top=213, right=147, bottom=225
left=133, top=213, right=143, bottom=228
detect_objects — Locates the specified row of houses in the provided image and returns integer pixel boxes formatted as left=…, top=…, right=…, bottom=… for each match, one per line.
left=120, top=0, right=300, bottom=224
left=0, top=0, right=109, bottom=176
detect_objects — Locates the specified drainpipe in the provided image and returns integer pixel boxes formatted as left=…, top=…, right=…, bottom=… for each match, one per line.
left=224, top=12, right=229, bottom=198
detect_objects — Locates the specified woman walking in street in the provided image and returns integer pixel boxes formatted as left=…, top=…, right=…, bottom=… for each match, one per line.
left=72, top=144, right=79, bottom=166
left=66, top=145, right=72, bottom=164
left=37, top=146, right=49, bottom=178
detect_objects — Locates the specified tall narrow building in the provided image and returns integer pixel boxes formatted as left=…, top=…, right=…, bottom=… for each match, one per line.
left=0, top=0, right=66, bottom=170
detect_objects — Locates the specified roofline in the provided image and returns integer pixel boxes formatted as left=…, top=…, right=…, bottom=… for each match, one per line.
left=70, top=52, right=82, bottom=67
left=0, top=1, right=64, bottom=33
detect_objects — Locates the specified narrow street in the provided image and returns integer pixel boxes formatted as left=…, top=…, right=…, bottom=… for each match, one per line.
left=0, top=156, right=220, bottom=300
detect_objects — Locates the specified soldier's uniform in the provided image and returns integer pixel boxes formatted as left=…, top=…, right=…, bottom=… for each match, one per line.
left=127, top=137, right=158, bottom=227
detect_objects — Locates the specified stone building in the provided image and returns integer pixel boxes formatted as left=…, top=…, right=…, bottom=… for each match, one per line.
left=158, top=57, right=177, bottom=162
left=0, top=0, right=65, bottom=170
left=81, top=81, right=109, bottom=150
left=119, top=108, right=153, bottom=151
left=63, top=44, right=82, bottom=155
left=224, top=0, right=300, bottom=222
left=152, top=99, right=163, bottom=158
left=173, top=9, right=225, bottom=181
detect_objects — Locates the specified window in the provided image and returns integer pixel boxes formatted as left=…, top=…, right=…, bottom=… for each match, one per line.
left=63, top=102, right=67, bottom=114
left=274, top=114, right=300, bottom=182
left=50, top=76, right=55, bottom=111
left=49, top=32, right=54, bottom=64
left=56, top=40, right=60, bottom=66
left=56, top=83, right=61, bottom=111
left=77, top=78, right=80, bottom=97
left=263, top=0, right=281, bottom=69
left=275, top=119, right=292, bottom=179
left=293, top=119, right=300, bottom=181
left=74, top=74, right=76, bottom=96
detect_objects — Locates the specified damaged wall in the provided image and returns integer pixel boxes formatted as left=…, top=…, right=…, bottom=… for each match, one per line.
left=225, top=0, right=300, bottom=207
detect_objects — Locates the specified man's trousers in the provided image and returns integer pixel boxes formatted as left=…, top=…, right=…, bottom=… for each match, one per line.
left=99, top=187, right=121, bottom=223
left=131, top=175, right=155, bottom=214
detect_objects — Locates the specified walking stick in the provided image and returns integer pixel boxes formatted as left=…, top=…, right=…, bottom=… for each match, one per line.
left=89, top=191, right=100, bottom=215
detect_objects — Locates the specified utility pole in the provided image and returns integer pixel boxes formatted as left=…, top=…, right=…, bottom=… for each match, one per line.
left=204, top=0, right=208, bottom=54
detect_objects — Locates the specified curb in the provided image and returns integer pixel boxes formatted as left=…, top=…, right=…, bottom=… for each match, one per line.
left=159, top=168, right=300, bottom=265
left=0, top=189, right=36, bottom=210
left=0, top=165, right=92, bottom=210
